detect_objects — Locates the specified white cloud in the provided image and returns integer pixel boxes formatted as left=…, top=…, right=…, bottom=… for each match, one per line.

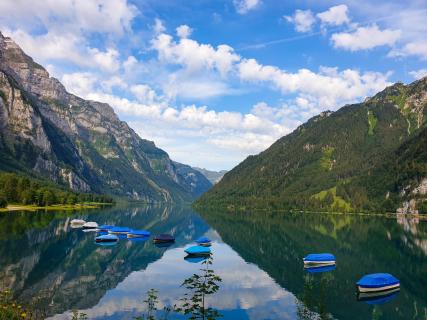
left=176, top=25, right=192, bottom=38
left=317, top=5, right=350, bottom=26
left=389, top=40, right=427, bottom=60
left=331, top=24, right=401, bottom=51
left=284, top=10, right=316, bottom=33
left=151, top=33, right=240, bottom=77
left=409, top=69, right=427, bottom=80
left=238, top=58, right=391, bottom=108
left=153, top=18, right=166, bottom=34
left=233, top=0, right=261, bottom=15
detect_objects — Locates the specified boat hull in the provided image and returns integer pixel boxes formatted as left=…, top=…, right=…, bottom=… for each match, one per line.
left=357, top=283, right=400, bottom=293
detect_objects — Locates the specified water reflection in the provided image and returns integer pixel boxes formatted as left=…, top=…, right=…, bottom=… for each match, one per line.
left=0, top=206, right=426, bottom=319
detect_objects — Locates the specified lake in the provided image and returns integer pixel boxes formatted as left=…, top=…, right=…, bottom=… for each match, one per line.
left=0, top=205, right=426, bottom=319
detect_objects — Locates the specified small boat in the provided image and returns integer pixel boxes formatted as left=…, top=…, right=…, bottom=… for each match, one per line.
left=108, top=227, right=131, bottom=235
left=71, top=219, right=86, bottom=225
left=185, top=245, right=211, bottom=256
left=195, top=236, right=212, bottom=247
left=95, top=234, right=119, bottom=243
left=82, top=221, right=98, bottom=229
left=356, top=273, right=400, bottom=293
left=304, top=264, right=336, bottom=273
left=153, top=234, right=175, bottom=243
left=357, top=288, right=400, bottom=305
left=127, top=230, right=150, bottom=238
left=303, top=253, right=336, bottom=266
left=98, top=225, right=114, bottom=232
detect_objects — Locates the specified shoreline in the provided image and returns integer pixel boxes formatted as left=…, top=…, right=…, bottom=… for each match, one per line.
left=0, top=202, right=113, bottom=212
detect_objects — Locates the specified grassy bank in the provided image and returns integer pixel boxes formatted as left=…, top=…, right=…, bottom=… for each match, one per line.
left=0, top=202, right=112, bottom=212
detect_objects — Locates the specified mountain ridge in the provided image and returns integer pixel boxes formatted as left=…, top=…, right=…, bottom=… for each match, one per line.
left=196, top=77, right=427, bottom=213
left=0, top=31, right=211, bottom=202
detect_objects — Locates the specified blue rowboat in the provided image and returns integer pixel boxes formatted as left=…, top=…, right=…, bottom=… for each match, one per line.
left=153, top=234, right=175, bottom=243
left=98, top=225, right=114, bottom=232
left=184, top=255, right=208, bottom=263
left=357, top=288, right=400, bottom=304
left=108, top=227, right=131, bottom=235
left=95, top=234, right=119, bottom=243
left=356, top=273, right=400, bottom=293
left=195, top=236, right=212, bottom=246
left=304, top=264, right=336, bottom=273
left=185, top=245, right=211, bottom=256
left=127, top=230, right=150, bottom=238
left=303, top=253, right=336, bottom=265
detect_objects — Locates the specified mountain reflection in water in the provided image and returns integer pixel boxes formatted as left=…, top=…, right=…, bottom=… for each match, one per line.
left=0, top=205, right=426, bottom=319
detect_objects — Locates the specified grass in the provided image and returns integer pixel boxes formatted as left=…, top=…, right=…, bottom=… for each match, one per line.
left=367, top=110, right=377, bottom=135
left=312, top=186, right=352, bottom=211
left=0, top=202, right=112, bottom=212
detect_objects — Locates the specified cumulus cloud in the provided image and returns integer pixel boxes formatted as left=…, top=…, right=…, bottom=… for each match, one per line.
left=233, top=0, right=261, bottom=15
left=284, top=10, right=316, bottom=33
left=317, top=5, right=350, bottom=26
left=331, top=24, right=401, bottom=51
left=176, top=25, right=193, bottom=38
left=389, top=40, right=427, bottom=60
left=409, top=69, right=427, bottom=80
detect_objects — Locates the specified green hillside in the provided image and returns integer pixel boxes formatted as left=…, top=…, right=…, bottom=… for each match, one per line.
left=196, top=78, right=427, bottom=213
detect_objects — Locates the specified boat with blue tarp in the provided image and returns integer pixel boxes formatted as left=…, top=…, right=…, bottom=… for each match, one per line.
left=356, top=273, right=400, bottom=293
left=303, top=253, right=336, bottom=265
left=185, top=245, right=211, bottom=256
left=195, top=236, right=212, bottom=246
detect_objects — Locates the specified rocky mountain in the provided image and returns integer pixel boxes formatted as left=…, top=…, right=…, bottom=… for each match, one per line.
left=196, top=77, right=427, bottom=213
left=193, top=167, right=227, bottom=184
left=0, top=32, right=211, bottom=202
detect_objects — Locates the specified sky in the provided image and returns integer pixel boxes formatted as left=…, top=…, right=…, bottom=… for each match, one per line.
left=0, top=0, right=426, bottom=171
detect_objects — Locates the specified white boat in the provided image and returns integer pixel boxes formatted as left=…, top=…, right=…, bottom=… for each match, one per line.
left=82, top=221, right=98, bottom=229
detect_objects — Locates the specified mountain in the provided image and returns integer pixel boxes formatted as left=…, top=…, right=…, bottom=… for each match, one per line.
left=196, top=78, right=427, bottom=213
left=193, top=167, right=227, bottom=184
left=0, top=32, right=211, bottom=202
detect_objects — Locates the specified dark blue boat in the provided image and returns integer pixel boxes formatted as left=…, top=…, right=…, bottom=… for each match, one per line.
left=185, top=245, right=211, bottom=256
left=356, top=273, right=400, bottom=293
left=303, top=253, right=336, bottom=265
left=304, top=264, right=336, bottom=273
left=108, top=227, right=131, bottom=235
left=153, top=234, right=175, bottom=243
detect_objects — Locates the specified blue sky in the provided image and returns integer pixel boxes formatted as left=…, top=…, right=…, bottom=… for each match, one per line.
left=1, top=0, right=426, bottom=170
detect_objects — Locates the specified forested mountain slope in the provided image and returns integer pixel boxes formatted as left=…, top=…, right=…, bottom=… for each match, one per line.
left=197, top=78, right=427, bottom=213
left=0, top=32, right=211, bottom=202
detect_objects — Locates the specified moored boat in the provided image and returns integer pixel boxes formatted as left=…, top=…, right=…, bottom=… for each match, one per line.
left=153, top=234, right=175, bottom=243
left=303, top=253, right=336, bottom=266
left=356, top=273, right=400, bottom=293
left=82, top=221, right=98, bottom=229
left=95, top=234, right=119, bottom=243
left=127, top=230, right=150, bottom=238
left=195, top=236, right=212, bottom=247
left=185, top=245, right=211, bottom=256
left=108, top=226, right=131, bottom=235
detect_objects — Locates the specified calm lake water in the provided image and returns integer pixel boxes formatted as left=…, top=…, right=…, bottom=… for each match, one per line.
left=0, top=205, right=426, bottom=319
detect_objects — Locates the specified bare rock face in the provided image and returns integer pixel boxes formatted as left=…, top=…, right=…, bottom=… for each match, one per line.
left=0, top=31, right=211, bottom=200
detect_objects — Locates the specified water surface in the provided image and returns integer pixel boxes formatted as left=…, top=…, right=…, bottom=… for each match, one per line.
left=0, top=205, right=426, bottom=319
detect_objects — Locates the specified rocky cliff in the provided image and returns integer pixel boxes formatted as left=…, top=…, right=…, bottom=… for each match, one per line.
left=0, top=32, right=211, bottom=201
